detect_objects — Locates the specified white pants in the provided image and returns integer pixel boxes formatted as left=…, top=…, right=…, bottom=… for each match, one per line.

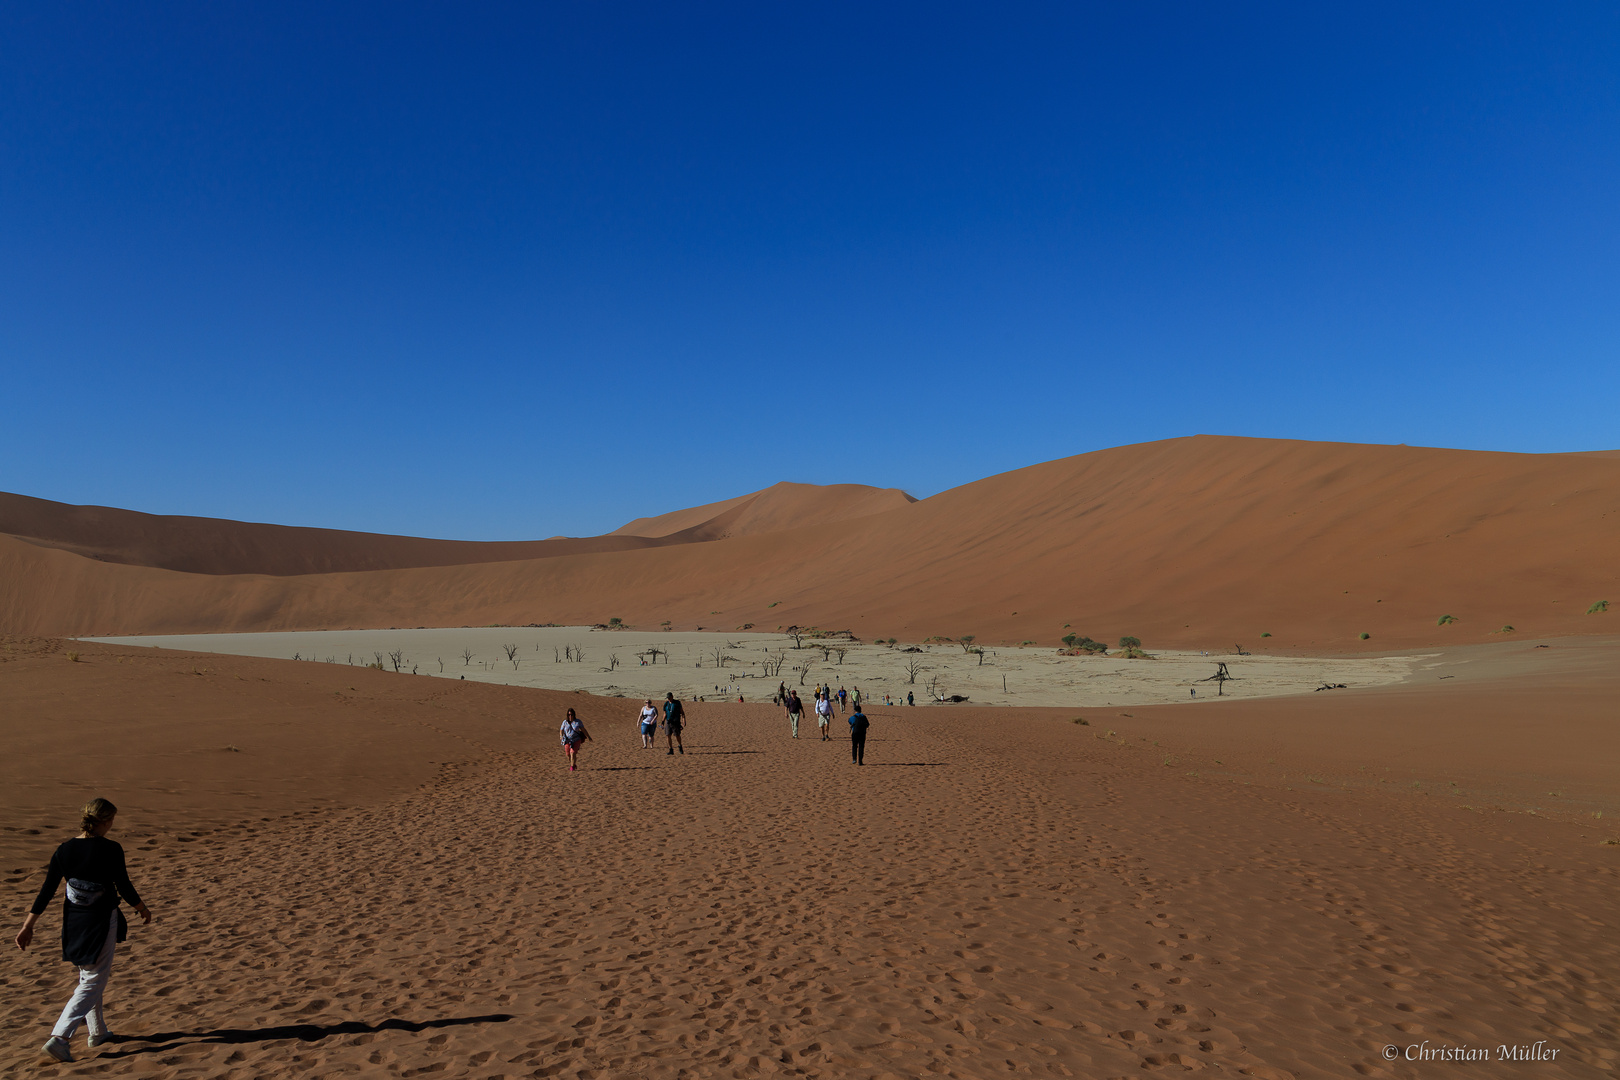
left=52, top=910, right=116, bottom=1040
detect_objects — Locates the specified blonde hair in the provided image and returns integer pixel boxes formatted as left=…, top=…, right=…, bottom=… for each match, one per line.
left=80, top=797, right=117, bottom=836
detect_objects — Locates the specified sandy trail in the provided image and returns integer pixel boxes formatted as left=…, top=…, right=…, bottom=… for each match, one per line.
left=83, top=628, right=1421, bottom=709
left=3, top=641, right=1616, bottom=1078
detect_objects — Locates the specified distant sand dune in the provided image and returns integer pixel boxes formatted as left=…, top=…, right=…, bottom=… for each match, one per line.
left=610, top=480, right=916, bottom=539
left=2, top=436, right=1617, bottom=647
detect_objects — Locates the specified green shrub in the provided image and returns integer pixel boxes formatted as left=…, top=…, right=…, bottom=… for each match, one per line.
left=1436, top=614, right=1458, bottom=626
left=1118, top=635, right=1142, bottom=649
left=1061, top=633, right=1078, bottom=648
left=1359, top=632, right=1371, bottom=640
left=1260, top=632, right=1271, bottom=638
left=1589, top=600, right=1610, bottom=614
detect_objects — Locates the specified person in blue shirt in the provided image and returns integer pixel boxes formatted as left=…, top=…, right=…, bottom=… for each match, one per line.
left=663, top=693, right=686, bottom=755
left=847, top=707, right=870, bottom=765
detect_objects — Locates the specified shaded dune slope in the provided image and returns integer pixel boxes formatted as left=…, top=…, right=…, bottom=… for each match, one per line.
left=0, top=492, right=667, bottom=575
left=2, top=436, right=1616, bottom=646
left=0, top=479, right=913, bottom=577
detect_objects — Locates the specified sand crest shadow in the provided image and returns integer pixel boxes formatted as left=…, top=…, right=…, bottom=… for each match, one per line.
left=97, top=1014, right=513, bottom=1057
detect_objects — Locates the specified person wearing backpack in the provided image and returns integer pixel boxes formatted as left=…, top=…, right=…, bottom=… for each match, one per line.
left=848, top=707, right=870, bottom=765
left=662, top=693, right=686, bottom=755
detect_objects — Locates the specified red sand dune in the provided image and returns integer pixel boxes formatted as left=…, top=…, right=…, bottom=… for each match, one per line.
left=611, top=481, right=916, bottom=539
left=0, top=491, right=671, bottom=576
left=2, top=435, right=1617, bottom=646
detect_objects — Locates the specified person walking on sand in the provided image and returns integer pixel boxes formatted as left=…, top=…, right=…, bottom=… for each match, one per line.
left=837, top=686, right=847, bottom=713
left=15, top=798, right=153, bottom=1064
left=663, top=692, right=686, bottom=755
left=638, top=699, right=659, bottom=748
left=786, top=690, right=804, bottom=738
left=848, top=706, right=870, bottom=765
left=560, top=708, right=592, bottom=770
left=852, top=686, right=862, bottom=710
left=815, top=691, right=833, bottom=741
left=777, top=681, right=787, bottom=706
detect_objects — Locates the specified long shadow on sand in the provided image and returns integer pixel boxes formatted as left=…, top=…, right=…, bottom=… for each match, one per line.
left=863, top=762, right=947, bottom=767
left=96, top=1014, right=513, bottom=1057
left=691, top=750, right=763, bottom=755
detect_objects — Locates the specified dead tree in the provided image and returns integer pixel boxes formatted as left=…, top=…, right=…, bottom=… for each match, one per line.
left=971, top=646, right=986, bottom=666
left=787, top=627, right=805, bottom=649
left=834, top=647, right=847, bottom=666
left=798, top=661, right=814, bottom=687
left=904, top=657, right=925, bottom=684
left=1233, top=643, right=1250, bottom=656
left=607, top=653, right=619, bottom=671
left=461, top=647, right=474, bottom=667
left=573, top=643, right=586, bottom=664
left=762, top=650, right=786, bottom=677
left=388, top=649, right=404, bottom=673
left=926, top=673, right=944, bottom=701
left=1197, top=662, right=1237, bottom=696
left=502, top=643, right=520, bottom=668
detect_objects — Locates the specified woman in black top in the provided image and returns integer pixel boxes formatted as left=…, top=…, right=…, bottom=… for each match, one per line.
left=15, top=798, right=152, bottom=1064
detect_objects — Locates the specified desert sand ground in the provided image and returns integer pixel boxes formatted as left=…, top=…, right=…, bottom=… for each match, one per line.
left=82, top=629, right=1422, bottom=709
left=3, top=635, right=1616, bottom=1078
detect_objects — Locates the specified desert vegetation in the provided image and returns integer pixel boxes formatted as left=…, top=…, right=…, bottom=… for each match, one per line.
left=1116, top=636, right=1147, bottom=659
left=1059, top=633, right=1108, bottom=655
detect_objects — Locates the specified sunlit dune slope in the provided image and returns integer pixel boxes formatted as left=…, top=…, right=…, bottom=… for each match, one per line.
left=610, top=481, right=916, bottom=539
left=1, top=436, right=1616, bottom=646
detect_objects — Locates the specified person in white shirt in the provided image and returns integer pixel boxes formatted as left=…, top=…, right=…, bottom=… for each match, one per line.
left=637, top=700, right=658, bottom=748
left=815, top=692, right=834, bottom=741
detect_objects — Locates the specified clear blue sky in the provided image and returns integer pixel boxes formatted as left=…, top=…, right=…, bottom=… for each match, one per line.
left=3, top=3, right=1617, bottom=539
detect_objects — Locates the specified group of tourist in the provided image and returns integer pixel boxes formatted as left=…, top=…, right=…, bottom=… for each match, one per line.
left=558, top=692, right=690, bottom=769
left=559, top=683, right=876, bottom=769
left=14, top=689, right=879, bottom=1066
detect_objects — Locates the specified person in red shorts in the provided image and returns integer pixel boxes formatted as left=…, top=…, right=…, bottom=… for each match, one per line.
left=560, top=708, right=592, bottom=770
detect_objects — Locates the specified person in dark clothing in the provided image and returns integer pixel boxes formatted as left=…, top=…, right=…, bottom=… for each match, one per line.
left=15, top=798, right=152, bottom=1063
left=848, top=708, right=870, bottom=765
left=663, top=692, right=686, bottom=755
